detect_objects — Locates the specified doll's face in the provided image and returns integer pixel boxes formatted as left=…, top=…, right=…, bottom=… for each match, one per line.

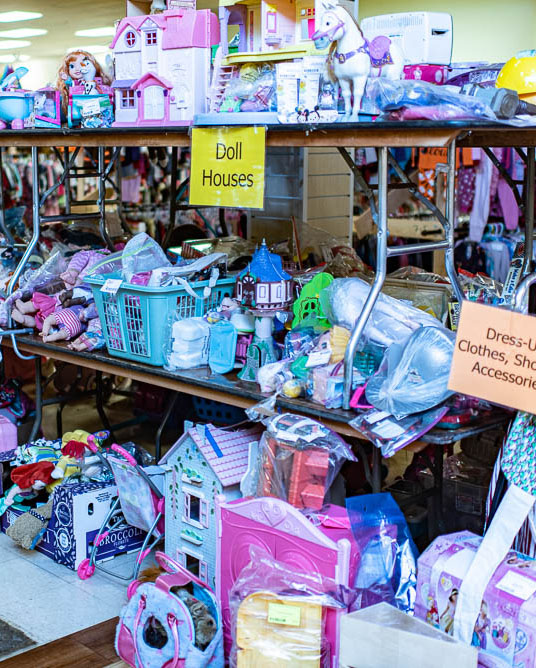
left=68, top=55, right=97, bottom=82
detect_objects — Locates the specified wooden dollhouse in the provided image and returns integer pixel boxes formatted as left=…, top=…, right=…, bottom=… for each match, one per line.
left=111, top=0, right=219, bottom=126
left=159, top=423, right=260, bottom=589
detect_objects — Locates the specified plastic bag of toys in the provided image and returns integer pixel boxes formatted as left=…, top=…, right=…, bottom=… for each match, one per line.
left=229, top=546, right=349, bottom=668
left=254, top=413, right=355, bottom=511
left=346, top=493, right=418, bottom=614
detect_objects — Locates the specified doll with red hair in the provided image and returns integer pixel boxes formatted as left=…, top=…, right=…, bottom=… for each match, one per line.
left=55, top=50, right=111, bottom=116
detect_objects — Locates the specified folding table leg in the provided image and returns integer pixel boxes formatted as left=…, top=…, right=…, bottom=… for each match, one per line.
left=155, top=391, right=179, bottom=462
left=95, top=370, right=116, bottom=441
left=29, top=356, right=43, bottom=441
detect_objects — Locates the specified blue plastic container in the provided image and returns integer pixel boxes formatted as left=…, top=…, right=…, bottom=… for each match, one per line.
left=86, top=273, right=235, bottom=366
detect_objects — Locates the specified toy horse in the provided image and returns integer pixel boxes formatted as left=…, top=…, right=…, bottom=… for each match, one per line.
left=312, top=0, right=404, bottom=119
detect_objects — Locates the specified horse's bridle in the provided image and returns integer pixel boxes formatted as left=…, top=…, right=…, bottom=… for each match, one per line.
left=311, top=12, right=345, bottom=43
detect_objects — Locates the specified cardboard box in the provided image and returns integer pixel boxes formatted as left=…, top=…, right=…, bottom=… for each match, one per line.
left=1, top=481, right=145, bottom=569
left=339, top=602, right=477, bottom=668
left=416, top=531, right=536, bottom=668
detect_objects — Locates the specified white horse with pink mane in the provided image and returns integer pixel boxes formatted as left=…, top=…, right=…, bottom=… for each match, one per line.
left=312, top=0, right=405, bottom=119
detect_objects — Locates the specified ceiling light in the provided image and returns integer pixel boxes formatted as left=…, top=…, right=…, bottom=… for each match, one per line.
left=0, top=28, right=47, bottom=38
left=0, top=54, right=15, bottom=63
left=67, top=44, right=110, bottom=54
left=0, top=40, right=31, bottom=50
left=75, top=27, right=115, bottom=38
left=0, top=11, right=43, bottom=23
left=17, top=54, right=30, bottom=62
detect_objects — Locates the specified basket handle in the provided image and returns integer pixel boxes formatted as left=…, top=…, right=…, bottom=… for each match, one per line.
left=175, top=276, right=207, bottom=301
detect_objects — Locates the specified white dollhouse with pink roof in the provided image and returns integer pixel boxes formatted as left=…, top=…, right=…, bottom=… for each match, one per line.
left=111, top=0, right=219, bottom=126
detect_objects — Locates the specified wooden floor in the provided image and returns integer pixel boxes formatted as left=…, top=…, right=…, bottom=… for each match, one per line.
left=1, top=619, right=127, bottom=668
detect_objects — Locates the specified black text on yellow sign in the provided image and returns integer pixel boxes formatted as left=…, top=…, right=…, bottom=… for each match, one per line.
left=189, top=126, right=266, bottom=209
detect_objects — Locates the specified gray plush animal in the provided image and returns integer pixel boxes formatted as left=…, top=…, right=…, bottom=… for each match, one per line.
left=177, top=590, right=217, bottom=650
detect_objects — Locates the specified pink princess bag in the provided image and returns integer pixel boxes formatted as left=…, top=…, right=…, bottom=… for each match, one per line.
left=115, top=552, right=224, bottom=668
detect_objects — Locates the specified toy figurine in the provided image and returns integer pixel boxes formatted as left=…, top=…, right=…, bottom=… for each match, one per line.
left=312, top=0, right=404, bottom=118
left=55, top=50, right=112, bottom=116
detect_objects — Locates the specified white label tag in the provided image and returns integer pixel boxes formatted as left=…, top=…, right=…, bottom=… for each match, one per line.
left=364, top=410, right=391, bottom=425
left=82, top=98, right=101, bottom=117
left=373, top=419, right=406, bottom=439
left=100, top=278, right=122, bottom=295
left=496, top=570, right=536, bottom=601
left=305, top=349, right=332, bottom=368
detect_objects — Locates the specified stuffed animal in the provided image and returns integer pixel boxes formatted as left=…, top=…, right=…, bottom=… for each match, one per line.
left=139, top=565, right=218, bottom=651
left=51, top=430, right=104, bottom=480
left=6, top=496, right=54, bottom=549
left=51, top=439, right=101, bottom=480
left=177, top=590, right=218, bottom=651
left=5, top=461, right=56, bottom=506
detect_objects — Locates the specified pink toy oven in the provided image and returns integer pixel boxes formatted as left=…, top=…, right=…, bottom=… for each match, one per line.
left=404, top=64, right=449, bottom=84
left=216, top=496, right=360, bottom=667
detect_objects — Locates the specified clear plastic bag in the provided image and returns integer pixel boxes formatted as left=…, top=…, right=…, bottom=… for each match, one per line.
left=84, top=250, right=124, bottom=278
left=320, top=278, right=440, bottom=348
left=255, top=413, right=356, bottom=511
left=2, top=250, right=68, bottom=324
left=121, top=233, right=170, bottom=282
left=229, top=546, right=348, bottom=668
left=367, top=78, right=496, bottom=120
left=164, top=316, right=210, bottom=371
left=349, top=405, right=448, bottom=457
left=365, top=326, right=455, bottom=418
left=346, top=493, right=418, bottom=614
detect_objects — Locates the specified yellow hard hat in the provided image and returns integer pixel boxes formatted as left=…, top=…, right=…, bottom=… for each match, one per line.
left=497, top=50, right=536, bottom=95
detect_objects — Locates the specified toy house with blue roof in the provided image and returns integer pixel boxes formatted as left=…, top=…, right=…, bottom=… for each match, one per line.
left=160, top=423, right=260, bottom=588
left=235, top=240, right=293, bottom=311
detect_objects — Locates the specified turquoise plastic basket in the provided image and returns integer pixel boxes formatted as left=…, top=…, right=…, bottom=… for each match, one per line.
left=85, top=273, right=235, bottom=366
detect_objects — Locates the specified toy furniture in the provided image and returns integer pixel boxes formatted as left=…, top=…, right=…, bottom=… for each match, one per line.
left=160, top=423, right=260, bottom=589
left=258, top=433, right=330, bottom=510
left=218, top=0, right=327, bottom=58
left=236, top=591, right=323, bottom=667
left=216, top=496, right=359, bottom=667
left=111, top=0, right=220, bottom=126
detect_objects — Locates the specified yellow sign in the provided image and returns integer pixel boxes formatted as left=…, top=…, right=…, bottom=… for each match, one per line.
left=267, top=602, right=302, bottom=626
left=448, top=300, right=536, bottom=413
left=189, top=126, right=266, bottom=208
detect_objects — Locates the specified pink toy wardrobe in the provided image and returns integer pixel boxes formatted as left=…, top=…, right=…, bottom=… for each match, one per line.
left=216, top=496, right=359, bottom=667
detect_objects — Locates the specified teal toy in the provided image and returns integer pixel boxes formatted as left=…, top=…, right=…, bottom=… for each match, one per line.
left=209, top=320, right=238, bottom=374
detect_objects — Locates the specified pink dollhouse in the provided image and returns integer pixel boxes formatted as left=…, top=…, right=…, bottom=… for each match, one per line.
left=216, top=496, right=360, bottom=667
left=111, top=0, right=219, bottom=126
